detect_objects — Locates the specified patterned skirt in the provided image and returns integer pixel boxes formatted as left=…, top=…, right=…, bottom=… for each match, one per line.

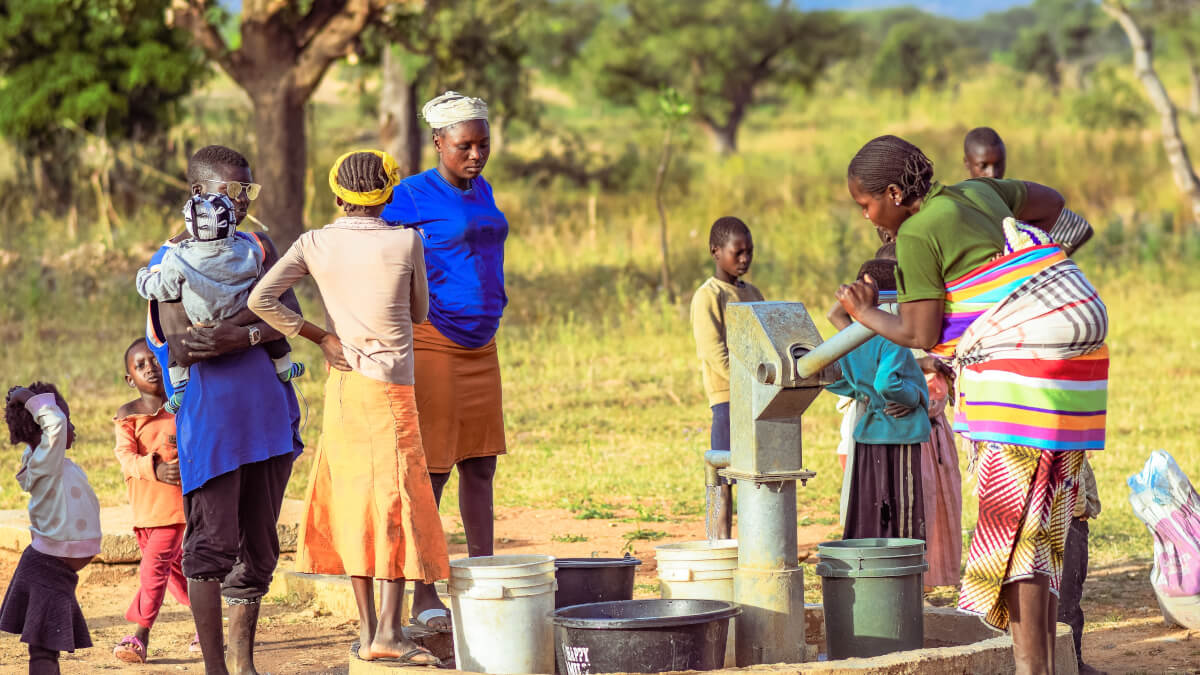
left=958, top=442, right=1084, bottom=629
left=920, top=412, right=963, bottom=587
left=842, top=443, right=925, bottom=541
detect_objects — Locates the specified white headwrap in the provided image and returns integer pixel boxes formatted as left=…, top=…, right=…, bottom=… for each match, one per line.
left=422, top=91, right=489, bottom=130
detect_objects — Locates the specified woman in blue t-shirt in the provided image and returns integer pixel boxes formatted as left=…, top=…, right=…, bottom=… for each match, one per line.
left=380, top=92, right=508, bottom=633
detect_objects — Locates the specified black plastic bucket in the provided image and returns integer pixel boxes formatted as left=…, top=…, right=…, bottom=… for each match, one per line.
left=550, top=599, right=740, bottom=674
left=554, top=555, right=642, bottom=609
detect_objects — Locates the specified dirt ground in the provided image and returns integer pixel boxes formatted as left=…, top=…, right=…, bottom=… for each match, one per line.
left=0, top=506, right=1196, bottom=674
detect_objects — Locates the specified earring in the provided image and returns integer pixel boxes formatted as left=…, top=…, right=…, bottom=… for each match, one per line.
left=894, top=201, right=900, bottom=206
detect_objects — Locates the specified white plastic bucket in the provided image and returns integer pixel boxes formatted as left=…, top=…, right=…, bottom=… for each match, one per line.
left=449, top=554, right=557, bottom=674
left=655, top=539, right=738, bottom=665
left=656, top=539, right=738, bottom=599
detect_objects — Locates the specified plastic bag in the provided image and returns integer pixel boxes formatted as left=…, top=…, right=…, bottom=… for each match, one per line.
left=1128, top=450, right=1200, bottom=628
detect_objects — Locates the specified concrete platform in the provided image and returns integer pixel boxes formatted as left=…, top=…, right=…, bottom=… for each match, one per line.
left=0, top=498, right=304, bottom=563
left=346, top=605, right=1078, bottom=675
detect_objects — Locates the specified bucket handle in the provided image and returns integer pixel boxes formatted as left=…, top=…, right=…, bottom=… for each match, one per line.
left=814, top=562, right=929, bottom=579
left=662, top=566, right=700, bottom=578
left=465, top=583, right=508, bottom=600
left=658, top=568, right=694, bottom=582
left=463, top=580, right=559, bottom=600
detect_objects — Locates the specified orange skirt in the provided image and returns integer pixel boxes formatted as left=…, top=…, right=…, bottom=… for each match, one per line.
left=296, top=369, right=449, bottom=582
left=413, top=322, right=507, bottom=474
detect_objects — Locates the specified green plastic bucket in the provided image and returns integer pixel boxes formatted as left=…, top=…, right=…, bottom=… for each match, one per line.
left=815, top=538, right=927, bottom=660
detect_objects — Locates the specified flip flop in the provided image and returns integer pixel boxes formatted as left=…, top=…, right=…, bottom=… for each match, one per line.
left=365, top=646, right=442, bottom=667
left=113, top=635, right=147, bottom=664
left=189, top=632, right=202, bottom=653
left=411, top=607, right=453, bottom=634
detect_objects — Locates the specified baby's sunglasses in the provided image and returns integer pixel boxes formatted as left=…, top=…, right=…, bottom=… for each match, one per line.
left=200, top=179, right=261, bottom=201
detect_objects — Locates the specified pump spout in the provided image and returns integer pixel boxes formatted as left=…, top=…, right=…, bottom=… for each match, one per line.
left=792, top=321, right=876, bottom=380
left=793, top=304, right=895, bottom=380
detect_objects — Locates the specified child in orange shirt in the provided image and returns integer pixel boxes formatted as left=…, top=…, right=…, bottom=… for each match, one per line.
left=111, top=339, right=194, bottom=664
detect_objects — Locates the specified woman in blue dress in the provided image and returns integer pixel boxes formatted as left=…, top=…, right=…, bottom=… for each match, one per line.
left=381, top=92, right=508, bottom=632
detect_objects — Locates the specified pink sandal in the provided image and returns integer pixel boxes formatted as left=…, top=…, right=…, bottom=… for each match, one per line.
left=114, top=635, right=147, bottom=663
left=189, top=633, right=202, bottom=653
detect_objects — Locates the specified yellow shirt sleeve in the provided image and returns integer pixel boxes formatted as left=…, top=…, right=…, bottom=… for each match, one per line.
left=691, top=283, right=729, bottom=379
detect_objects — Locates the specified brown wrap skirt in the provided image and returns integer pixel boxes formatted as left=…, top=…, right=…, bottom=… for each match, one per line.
left=412, top=322, right=507, bottom=474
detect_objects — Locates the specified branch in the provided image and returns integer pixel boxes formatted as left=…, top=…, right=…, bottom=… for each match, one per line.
left=296, top=0, right=348, bottom=49
left=169, top=0, right=240, bottom=77
left=292, top=0, right=389, bottom=97
left=242, top=0, right=290, bottom=18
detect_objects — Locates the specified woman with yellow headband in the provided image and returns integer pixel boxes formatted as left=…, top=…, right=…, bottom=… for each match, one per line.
left=248, top=150, right=449, bottom=665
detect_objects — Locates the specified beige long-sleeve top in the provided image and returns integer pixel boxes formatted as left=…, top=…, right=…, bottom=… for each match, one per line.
left=690, top=276, right=765, bottom=406
left=19, top=394, right=102, bottom=558
left=248, top=217, right=429, bottom=385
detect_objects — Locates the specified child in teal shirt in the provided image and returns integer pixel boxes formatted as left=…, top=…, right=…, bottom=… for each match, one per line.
left=825, top=258, right=930, bottom=541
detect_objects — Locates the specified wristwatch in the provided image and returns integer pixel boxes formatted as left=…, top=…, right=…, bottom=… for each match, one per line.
left=247, top=325, right=262, bottom=346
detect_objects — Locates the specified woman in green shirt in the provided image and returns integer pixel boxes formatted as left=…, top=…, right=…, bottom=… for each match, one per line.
left=834, top=135, right=1109, bottom=675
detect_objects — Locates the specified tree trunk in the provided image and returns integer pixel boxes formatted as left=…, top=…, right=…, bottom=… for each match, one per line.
left=1185, top=41, right=1200, bottom=116
left=252, top=87, right=309, bottom=250
left=654, top=125, right=676, bottom=304
left=699, top=120, right=737, bottom=155
left=379, top=46, right=423, bottom=177
left=1103, top=1, right=1200, bottom=225
left=491, top=114, right=505, bottom=155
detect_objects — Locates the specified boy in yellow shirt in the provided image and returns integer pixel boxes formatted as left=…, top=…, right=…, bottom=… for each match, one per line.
left=690, top=217, right=764, bottom=452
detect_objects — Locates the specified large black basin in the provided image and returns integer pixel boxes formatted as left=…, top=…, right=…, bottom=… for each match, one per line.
left=550, top=599, right=740, bottom=674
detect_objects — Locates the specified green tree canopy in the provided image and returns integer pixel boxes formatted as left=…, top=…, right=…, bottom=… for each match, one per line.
left=869, top=17, right=961, bottom=91
left=0, top=0, right=203, bottom=154
left=588, top=0, right=858, bottom=154
left=1011, top=26, right=1061, bottom=87
left=367, top=0, right=602, bottom=174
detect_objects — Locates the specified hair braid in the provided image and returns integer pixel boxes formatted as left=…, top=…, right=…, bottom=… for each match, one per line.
left=847, top=135, right=934, bottom=204
left=336, top=152, right=388, bottom=194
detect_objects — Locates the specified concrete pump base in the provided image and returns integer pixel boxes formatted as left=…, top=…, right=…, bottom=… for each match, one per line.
left=348, top=604, right=1077, bottom=675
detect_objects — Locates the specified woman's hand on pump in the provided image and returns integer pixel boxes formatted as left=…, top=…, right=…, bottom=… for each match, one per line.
left=827, top=300, right=854, bottom=331
left=835, top=274, right=879, bottom=320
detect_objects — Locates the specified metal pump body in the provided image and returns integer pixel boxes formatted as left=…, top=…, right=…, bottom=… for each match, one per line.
left=722, top=301, right=874, bottom=666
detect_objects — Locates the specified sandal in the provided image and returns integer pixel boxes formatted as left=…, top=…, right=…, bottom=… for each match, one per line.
left=365, top=646, right=442, bottom=667
left=189, top=632, right=202, bottom=653
left=410, top=607, right=453, bottom=634
left=113, top=635, right=147, bottom=664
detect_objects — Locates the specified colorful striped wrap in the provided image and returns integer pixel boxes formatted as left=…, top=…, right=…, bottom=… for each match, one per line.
left=931, top=220, right=1109, bottom=452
